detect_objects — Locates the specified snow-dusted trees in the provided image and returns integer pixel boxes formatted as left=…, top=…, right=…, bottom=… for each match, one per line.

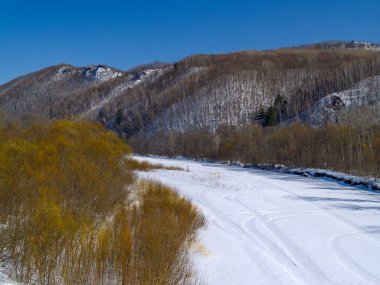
left=120, top=48, right=380, bottom=135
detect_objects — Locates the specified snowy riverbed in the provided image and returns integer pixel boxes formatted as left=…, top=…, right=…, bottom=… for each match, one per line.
left=135, top=156, right=380, bottom=285
left=1, top=155, right=380, bottom=285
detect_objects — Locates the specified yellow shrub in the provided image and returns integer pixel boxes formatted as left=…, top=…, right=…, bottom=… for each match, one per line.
left=0, top=120, right=205, bottom=285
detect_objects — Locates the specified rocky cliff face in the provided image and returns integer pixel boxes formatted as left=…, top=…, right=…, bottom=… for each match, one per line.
left=303, top=76, right=380, bottom=126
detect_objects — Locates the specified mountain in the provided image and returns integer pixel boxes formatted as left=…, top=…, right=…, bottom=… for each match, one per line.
left=0, top=64, right=161, bottom=120
left=0, top=41, right=380, bottom=136
left=296, top=40, right=380, bottom=51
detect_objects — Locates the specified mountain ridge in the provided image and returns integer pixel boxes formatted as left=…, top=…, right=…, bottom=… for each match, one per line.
left=1, top=41, right=380, bottom=136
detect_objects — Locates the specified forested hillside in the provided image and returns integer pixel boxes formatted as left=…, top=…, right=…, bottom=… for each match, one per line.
left=1, top=41, right=380, bottom=135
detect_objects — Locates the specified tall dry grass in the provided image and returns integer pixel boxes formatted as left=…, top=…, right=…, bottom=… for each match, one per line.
left=127, top=158, right=184, bottom=171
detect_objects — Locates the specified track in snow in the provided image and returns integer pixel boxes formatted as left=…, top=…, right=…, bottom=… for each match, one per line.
left=135, top=156, right=380, bottom=285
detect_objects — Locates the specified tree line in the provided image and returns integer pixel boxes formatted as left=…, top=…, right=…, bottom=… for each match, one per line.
left=130, top=122, right=380, bottom=178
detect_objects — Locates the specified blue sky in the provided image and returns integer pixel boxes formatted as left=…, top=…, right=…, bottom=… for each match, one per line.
left=1, top=0, right=380, bottom=84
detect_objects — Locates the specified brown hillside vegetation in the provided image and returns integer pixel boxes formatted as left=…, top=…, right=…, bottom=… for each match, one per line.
left=0, top=120, right=205, bottom=285
left=1, top=46, right=379, bottom=135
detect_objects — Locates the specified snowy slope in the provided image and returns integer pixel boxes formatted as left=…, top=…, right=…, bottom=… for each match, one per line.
left=149, top=69, right=309, bottom=132
left=308, top=76, right=380, bottom=126
left=81, top=68, right=163, bottom=118
left=135, top=156, right=380, bottom=285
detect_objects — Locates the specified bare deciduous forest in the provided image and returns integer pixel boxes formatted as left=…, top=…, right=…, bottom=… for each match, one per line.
left=130, top=122, right=380, bottom=178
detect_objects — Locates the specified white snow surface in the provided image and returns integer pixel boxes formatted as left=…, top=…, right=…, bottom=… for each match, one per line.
left=135, top=155, right=380, bottom=285
left=0, top=271, right=20, bottom=285
left=82, top=65, right=123, bottom=81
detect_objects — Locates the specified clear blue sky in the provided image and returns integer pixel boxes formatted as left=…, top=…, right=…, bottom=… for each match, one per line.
left=1, top=0, right=380, bottom=84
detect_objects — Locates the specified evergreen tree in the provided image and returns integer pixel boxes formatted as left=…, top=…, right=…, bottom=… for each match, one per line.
left=116, top=109, right=123, bottom=126
left=265, top=106, right=277, bottom=127
left=255, top=107, right=267, bottom=126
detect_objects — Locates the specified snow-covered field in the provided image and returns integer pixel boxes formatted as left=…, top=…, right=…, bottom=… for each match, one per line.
left=135, top=156, right=380, bottom=285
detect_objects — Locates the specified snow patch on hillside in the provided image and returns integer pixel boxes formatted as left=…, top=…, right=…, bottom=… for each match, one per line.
left=81, top=65, right=123, bottom=81
left=54, top=65, right=75, bottom=80
left=349, top=41, right=380, bottom=51
left=0, top=269, right=21, bottom=284
left=82, top=68, right=163, bottom=117
left=52, top=64, right=123, bottom=82
left=308, top=76, right=380, bottom=126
